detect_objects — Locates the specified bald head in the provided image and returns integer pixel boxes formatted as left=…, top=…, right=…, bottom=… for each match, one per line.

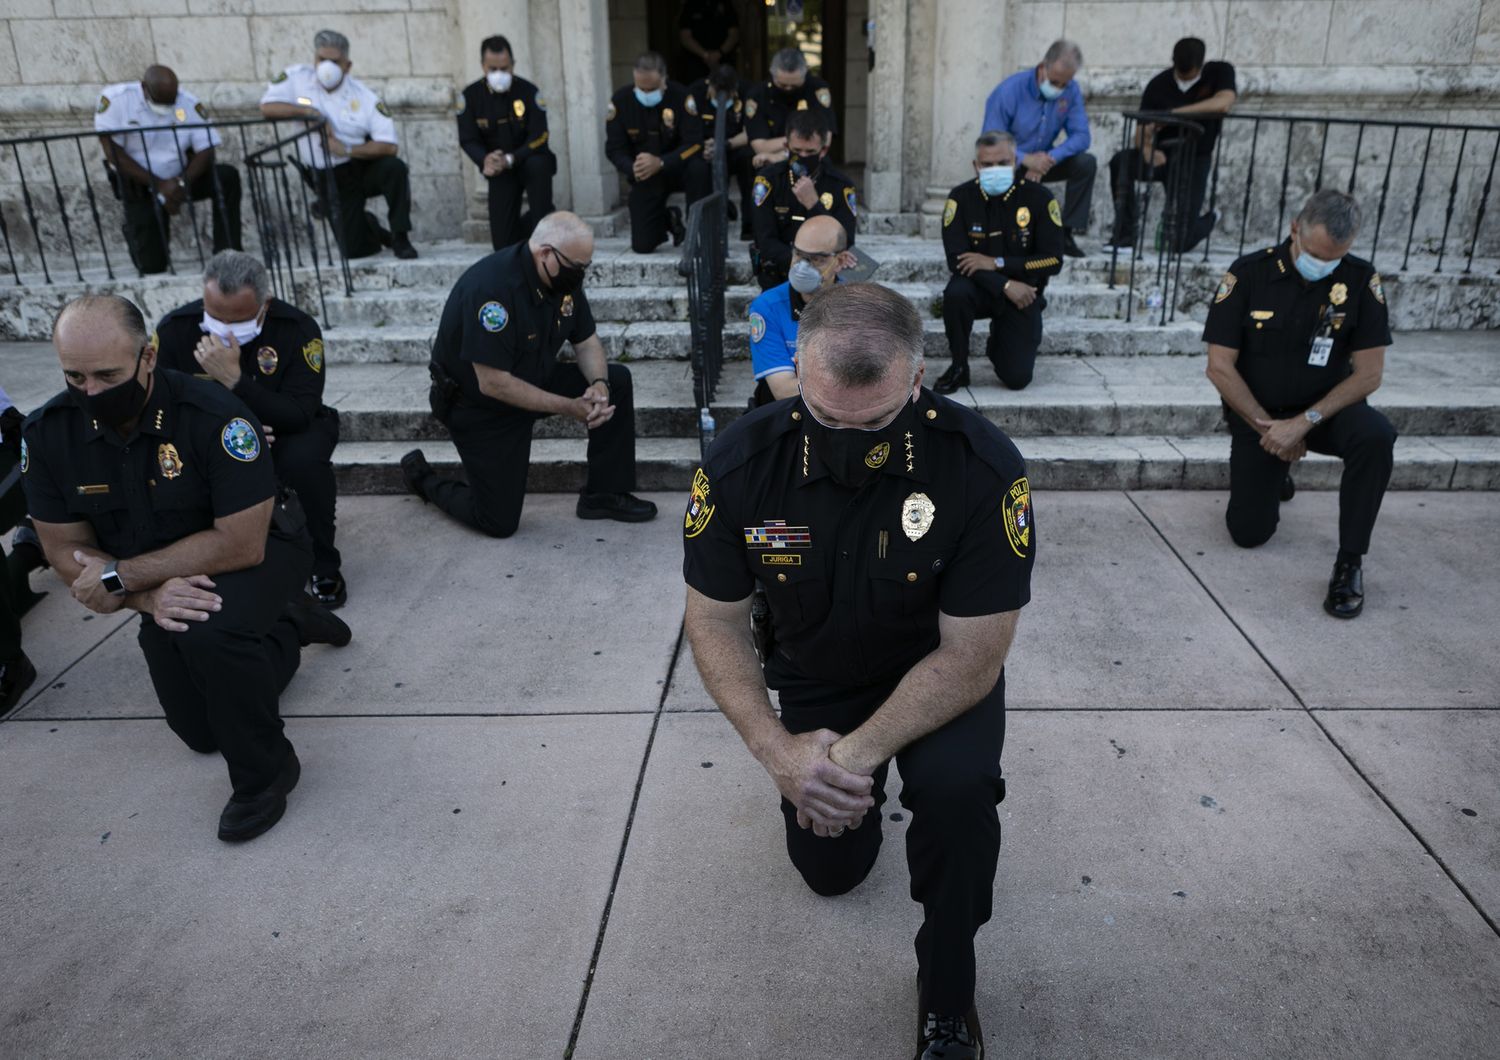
left=53, top=295, right=155, bottom=398
left=530, top=211, right=594, bottom=257
left=142, top=65, right=178, bottom=106
left=794, top=216, right=848, bottom=256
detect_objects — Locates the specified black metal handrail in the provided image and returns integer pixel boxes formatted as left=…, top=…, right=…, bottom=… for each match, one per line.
left=678, top=191, right=727, bottom=458
left=1111, top=111, right=1204, bottom=325
left=0, top=116, right=355, bottom=321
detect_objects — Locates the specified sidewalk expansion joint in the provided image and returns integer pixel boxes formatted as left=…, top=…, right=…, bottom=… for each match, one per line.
left=1, top=614, right=136, bottom=723
left=1123, top=491, right=1500, bottom=941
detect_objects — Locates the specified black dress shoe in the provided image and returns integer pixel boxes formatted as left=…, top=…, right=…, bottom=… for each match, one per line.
left=364, top=210, right=393, bottom=247
left=1062, top=231, right=1086, bottom=258
left=1280, top=472, right=1296, bottom=502
left=286, top=592, right=353, bottom=647
left=667, top=205, right=686, bottom=246
left=932, top=362, right=970, bottom=396
left=310, top=573, right=348, bottom=610
left=1324, top=560, right=1365, bottom=619
left=401, top=449, right=433, bottom=502
left=0, top=651, right=37, bottom=718
left=726, top=200, right=739, bottom=222
left=392, top=233, right=419, bottom=260
left=915, top=1006, right=983, bottom=1059
left=576, top=492, right=658, bottom=523
left=218, top=750, right=301, bottom=843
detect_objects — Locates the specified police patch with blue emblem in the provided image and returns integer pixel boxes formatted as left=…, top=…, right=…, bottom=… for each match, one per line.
left=753, top=175, right=771, bottom=208
left=221, top=418, right=261, bottom=462
left=749, top=311, right=767, bottom=344
left=479, top=301, right=509, bottom=333
left=844, top=186, right=857, bottom=217
left=19, top=438, right=27, bottom=474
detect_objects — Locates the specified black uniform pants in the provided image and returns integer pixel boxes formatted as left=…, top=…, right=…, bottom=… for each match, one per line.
left=424, top=361, right=638, bottom=538
left=326, top=156, right=413, bottom=259
left=943, top=273, right=1045, bottom=390
left=121, top=164, right=243, bottom=275
left=765, top=655, right=1007, bottom=1017
left=1225, top=401, right=1397, bottom=555
left=1028, top=151, right=1096, bottom=232
left=627, top=159, right=712, bottom=253
left=136, top=531, right=311, bottom=800
left=273, top=408, right=341, bottom=578
left=727, top=145, right=756, bottom=237
left=1108, top=148, right=1215, bottom=252
left=487, top=153, right=556, bottom=250
left=753, top=250, right=789, bottom=292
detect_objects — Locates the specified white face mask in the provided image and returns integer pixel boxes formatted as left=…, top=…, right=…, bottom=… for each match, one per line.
left=486, top=70, right=513, bottom=93
left=1174, top=75, right=1201, bottom=93
left=316, top=60, right=345, bottom=91
left=201, top=310, right=263, bottom=347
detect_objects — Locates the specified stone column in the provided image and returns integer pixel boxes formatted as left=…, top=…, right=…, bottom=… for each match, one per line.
left=863, top=0, right=909, bottom=215
left=922, top=0, right=1009, bottom=235
left=557, top=0, right=616, bottom=217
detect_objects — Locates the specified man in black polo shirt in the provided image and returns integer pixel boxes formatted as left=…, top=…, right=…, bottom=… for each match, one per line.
left=457, top=34, right=556, bottom=250
left=750, top=109, right=858, bottom=291
left=745, top=47, right=838, bottom=168
left=22, top=294, right=348, bottom=842
left=687, top=64, right=755, bottom=241
left=1106, top=37, right=1236, bottom=254
left=684, top=283, right=1032, bottom=1060
left=401, top=211, right=656, bottom=536
left=676, top=0, right=740, bottom=85
left=1203, top=189, right=1395, bottom=618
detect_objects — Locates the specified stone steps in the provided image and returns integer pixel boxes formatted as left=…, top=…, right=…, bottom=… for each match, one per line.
left=335, top=434, right=1500, bottom=495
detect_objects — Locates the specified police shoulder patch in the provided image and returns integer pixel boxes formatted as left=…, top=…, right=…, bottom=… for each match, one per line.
left=375, top=99, right=391, bottom=117
left=1003, top=476, right=1032, bottom=558
left=456, top=94, right=466, bottom=115
left=194, top=101, right=209, bottom=120
left=745, top=98, right=758, bottom=119
left=1214, top=271, right=1237, bottom=304
left=97, top=94, right=110, bottom=114
left=479, top=301, right=509, bottom=333
left=271, top=70, right=288, bottom=84
left=684, top=467, right=715, bottom=539
left=19, top=438, right=27, bottom=474
left=749, top=311, right=767, bottom=344
left=816, top=86, right=832, bottom=109
left=1369, top=272, right=1385, bottom=304
left=753, top=175, right=771, bottom=207
left=942, top=198, right=957, bottom=228
left=606, top=101, right=617, bottom=122
left=844, top=186, right=857, bottom=217
left=1048, top=198, right=1062, bottom=226
left=221, top=418, right=261, bottom=462
left=303, top=337, right=324, bottom=373
left=536, top=96, right=547, bottom=111
left=685, top=94, right=698, bottom=116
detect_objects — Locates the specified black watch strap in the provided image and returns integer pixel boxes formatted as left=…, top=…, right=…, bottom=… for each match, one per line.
left=590, top=377, right=610, bottom=392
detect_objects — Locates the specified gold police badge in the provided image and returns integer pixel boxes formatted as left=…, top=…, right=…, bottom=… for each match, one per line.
left=663, top=107, right=676, bottom=129
left=1004, top=477, right=1032, bottom=558
left=1330, top=282, right=1348, bottom=306
left=174, top=107, right=186, bottom=122
left=561, top=294, right=574, bottom=318
left=820, top=191, right=834, bottom=210
left=1016, top=206, right=1031, bottom=228
left=158, top=442, right=184, bottom=480
left=514, top=99, right=526, bottom=118
left=256, top=346, right=278, bottom=375
left=796, top=99, right=809, bottom=111
left=902, top=493, right=935, bottom=542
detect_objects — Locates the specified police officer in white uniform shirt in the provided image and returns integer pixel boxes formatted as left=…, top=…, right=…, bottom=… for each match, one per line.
left=259, top=29, right=417, bottom=260
left=95, top=65, right=243, bottom=275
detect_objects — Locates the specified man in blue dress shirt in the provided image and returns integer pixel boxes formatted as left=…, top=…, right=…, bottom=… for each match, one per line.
left=981, top=40, right=1095, bottom=258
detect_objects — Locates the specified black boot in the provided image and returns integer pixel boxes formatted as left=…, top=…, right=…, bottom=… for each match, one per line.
left=286, top=592, right=353, bottom=647
left=576, top=492, right=658, bottom=523
left=1280, top=472, right=1296, bottom=502
left=0, top=651, right=37, bottom=718
left=932, top=360, right=970, bottom=396
left=392, top=232, right=419, bottom=260
left=667, top=205, right=686, bottom=247
left=218, top=750, right=301, bottom=843
left=364, top=210, right=392, bottom=247
left=915, top=1006, right=983, bottom=1059
left=1324, top=559, right=1365, bottom=619
left=400, top=449, right=434, bottom=503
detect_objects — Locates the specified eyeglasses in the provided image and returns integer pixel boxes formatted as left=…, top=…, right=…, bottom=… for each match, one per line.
left=545, top=244, right=592, bottom=273
left=792, top=246, right=835, bottom=266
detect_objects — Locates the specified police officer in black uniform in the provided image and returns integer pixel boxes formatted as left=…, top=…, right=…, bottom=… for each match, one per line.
left=401, top=211, right=656, bottom=536
left=458, top=34, right=556, bottom=250
left=1203, top=189, right=1395, bottom=618
left=750, top=109, right=858, bottom=291
left=687, top=64, right=755, bottom=240
left=745, top=47, right=838, bottom=165
left=605, top=51, right=711, bottom=255
left=21, top=294, right=349, bottom=843
left=153, top=251, right=345, bottom=608
left=935, top=131, right=1066, bottom=394
left=683, top=284, right=1032, bottom=1060
left=676, top=0, right=740, bottom=85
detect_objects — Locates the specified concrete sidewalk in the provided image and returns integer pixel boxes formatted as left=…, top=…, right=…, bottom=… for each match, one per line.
left=1, top=492, right=1497, bottom=1059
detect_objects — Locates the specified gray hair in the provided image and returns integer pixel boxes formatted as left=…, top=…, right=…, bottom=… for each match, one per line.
left=976, top=129, right=1016, bottom=152
left=1043, top=39, right=1083, bottom=70
left=204, top=250, right=271, bottom=303
left=634, top=51, right=667, bottom=75
left=314, top=29, right=350, bottom=58
left=797, top=283, right=923, bottom=386
left=530, top=210, right=594, bottom=250
left=54, top=294, right=148, bottom=349
left=771, top=48, right=809, bottom=75
left=1297, top=188, right=1363, bottom=244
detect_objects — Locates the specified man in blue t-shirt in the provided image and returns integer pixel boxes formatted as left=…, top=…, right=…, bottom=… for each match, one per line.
left=981, top=39, right=1094, bottom=258
left=746, top=215, right=851, bottom=406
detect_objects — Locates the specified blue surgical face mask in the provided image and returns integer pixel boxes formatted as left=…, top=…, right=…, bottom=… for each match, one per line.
left=1039, top=80, right=1064, bottom=101
left=1293, top=231, right=1342, bottom=282
left=978, top=165, right=1014, bottom=197
left=634, top=87, right=663, bottom=108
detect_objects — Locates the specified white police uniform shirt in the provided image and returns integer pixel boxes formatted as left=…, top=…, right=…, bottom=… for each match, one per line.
left=260, top=64, right=397, bottom=170
left=93, top=82, right=220, bottom=181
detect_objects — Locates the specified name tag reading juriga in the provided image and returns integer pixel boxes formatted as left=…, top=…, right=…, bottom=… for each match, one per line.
left=1309, top=336, right=1334, bottom=367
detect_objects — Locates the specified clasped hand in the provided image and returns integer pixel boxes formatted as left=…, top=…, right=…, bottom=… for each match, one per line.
left=632, top=153, right=663, bottom=181
left=568, top=383, right=615, bottom=429
left=71, top=550, right=223, bottom=631
left=765, top=729, right=875, bottom=838
left=1255, top=416, right=1310, bottom=463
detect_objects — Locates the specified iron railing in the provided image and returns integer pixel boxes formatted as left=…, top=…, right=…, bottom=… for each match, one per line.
left=678, top=190, right=728, bottom=458
left=1108, top=110, right=1500, bottom=319
left=0, top=117, right=355, bottom=320
left=1110, top=111, right=1204, bottom=325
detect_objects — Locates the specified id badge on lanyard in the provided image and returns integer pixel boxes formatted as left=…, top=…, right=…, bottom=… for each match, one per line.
left=1309, top=305, right=1335, bottom=367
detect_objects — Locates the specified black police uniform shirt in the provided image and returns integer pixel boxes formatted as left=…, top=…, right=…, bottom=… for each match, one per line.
left=605, top=82, right=705, bottom=180
left=1138, top=61, right=1236, bottom=157
left=678, top=0, right=739, bottom=55
left=683, top=391, right=1034, bottom=688
left=1202, top=239, right=1392, bottom=414
left=941, top=177, right=1065, bottom=294
left=432, top=241, right=598, bottom=411
left=744, top=74, right=839, bottom=142
left=685, top=76, right=752, bottom=142
left=20, top=369, right=275, bottom=560
left=751, top=159, right=858, bottom=263
left=457, top=74, right=552, bottom=171
left=154, top=299, right=326, bottom=435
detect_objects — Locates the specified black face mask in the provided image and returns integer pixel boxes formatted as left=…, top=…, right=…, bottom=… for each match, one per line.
left=789, top=152, right=823, bottom=181
left=776, top=86, right=801, bottom=106
left=547, top=252, right=586, bottom=297
left=800, top=392, right=919, bottom=489
left=68, top=347, right=148, bottom=430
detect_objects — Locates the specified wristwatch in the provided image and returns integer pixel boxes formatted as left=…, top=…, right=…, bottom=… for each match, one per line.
left=101, top=561, right=128, bottom=597
left=1303, top=409, right=1323, bottom=426
left=994, top=257, right=1004, bottom=271
left=590, top=377, right=611, bottom=396
left=504, top=153, right=514, bottom=168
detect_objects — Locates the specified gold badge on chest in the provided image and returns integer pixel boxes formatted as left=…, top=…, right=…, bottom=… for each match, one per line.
left=902, top=492, right=935, bottom=542
left=1016, top=206, right=1031, bottom=228
left=514, top=99, right=526, bottom=119
left=158, top=442, right=184, bottom=479
left=663, top=107, right=675, bottom=129
left=561, top=294, right=575, bottom=318
left=256, top=346, right=278, bottom=375
left=1329, top=282, right=1348, bottom=306
left=820, top=191, right=833, bottom=210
